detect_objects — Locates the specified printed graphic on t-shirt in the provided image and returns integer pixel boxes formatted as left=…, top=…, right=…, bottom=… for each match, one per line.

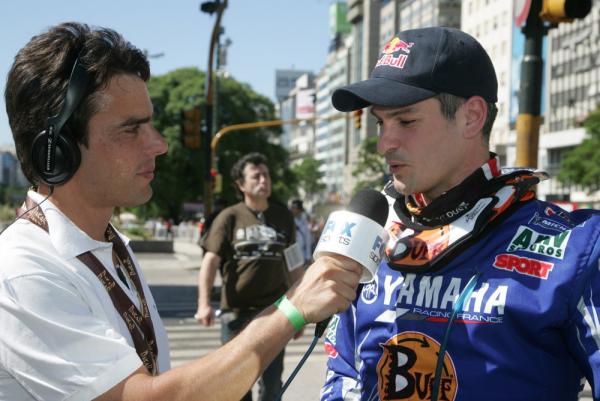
left=233, top=224, right=287, bottom=259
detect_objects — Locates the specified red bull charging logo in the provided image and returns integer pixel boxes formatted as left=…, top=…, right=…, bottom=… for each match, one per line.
left=382, top=37, right=414, bottom=54
left=377, top=37, right=415, bottom=69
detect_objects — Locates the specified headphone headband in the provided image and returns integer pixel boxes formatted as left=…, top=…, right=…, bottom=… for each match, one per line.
left=32, top=54, right=91, bottom=186
left=44, top=56, right=90, bottom=174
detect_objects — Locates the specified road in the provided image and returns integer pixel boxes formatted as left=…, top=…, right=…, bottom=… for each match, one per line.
left=138, top=239, right=328, bottom=401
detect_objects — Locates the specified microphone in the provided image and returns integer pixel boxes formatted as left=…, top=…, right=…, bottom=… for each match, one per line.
left=312, top=189, right=389, bottom=337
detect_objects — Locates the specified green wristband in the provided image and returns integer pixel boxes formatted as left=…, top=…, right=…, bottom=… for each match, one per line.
left=274, top=295, right=306, bottom=331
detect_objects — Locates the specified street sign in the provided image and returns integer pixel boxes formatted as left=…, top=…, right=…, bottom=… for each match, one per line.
left=514, top=0, right=532, bottom=27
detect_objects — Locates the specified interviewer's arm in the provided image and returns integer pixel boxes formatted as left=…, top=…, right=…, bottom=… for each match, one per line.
left=95, top=255, right=362, bottom=401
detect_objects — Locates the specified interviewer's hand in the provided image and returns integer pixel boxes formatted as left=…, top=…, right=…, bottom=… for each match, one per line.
left=194, top=303, right=215, bottom=326
left=285, top=255, right=362, bottom=324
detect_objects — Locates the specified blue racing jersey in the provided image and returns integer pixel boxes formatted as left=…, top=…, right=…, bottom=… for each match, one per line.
left=320, top=197, right=600, bottom=401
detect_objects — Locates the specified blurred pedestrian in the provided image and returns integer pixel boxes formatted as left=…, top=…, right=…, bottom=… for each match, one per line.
left=290, top=199, right=312, bottom=266
left=195, top=152, right=305, bottom=401
left=165, top=218, right=173, bottom=239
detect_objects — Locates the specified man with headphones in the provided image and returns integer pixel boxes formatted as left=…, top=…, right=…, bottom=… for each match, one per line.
left=0, top=22, right=362, bottom=401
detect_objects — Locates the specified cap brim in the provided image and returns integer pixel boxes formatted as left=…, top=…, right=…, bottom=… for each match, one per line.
left=331, top=77, right=437, bottom=112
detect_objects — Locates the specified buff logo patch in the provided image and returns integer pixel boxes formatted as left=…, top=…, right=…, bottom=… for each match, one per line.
left=376, top=331, right=457, bottom=401
left=493, top=254, right=554, bottom=279
left=507, top=226, right=570, bottom=259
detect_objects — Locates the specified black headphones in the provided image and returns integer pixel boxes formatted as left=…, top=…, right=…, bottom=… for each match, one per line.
left=31, top=55, right=91, bottom=186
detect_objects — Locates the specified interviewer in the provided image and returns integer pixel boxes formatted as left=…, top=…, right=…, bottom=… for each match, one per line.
left=0, top=22, right=361, bottom=401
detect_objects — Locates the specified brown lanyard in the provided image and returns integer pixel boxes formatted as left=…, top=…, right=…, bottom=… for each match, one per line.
left=17, top=197, right=158, bottom=375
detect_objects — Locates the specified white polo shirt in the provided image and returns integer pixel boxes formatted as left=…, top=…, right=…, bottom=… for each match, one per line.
left=0, top=191, right=170, bottom=401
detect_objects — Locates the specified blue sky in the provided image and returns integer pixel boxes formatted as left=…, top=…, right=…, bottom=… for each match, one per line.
left=0, top=0, right=332, bottom=145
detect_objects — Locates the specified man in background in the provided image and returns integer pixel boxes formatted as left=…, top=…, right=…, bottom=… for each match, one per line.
left=196, top=152, right=304, bottom=401
left=290, top=199, right=312, bottom=266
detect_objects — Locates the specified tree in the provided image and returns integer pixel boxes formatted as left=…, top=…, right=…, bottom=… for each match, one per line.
left=352, top=135, right=388, bottom=193
left=212, top=76, right=297, bottom=205
left=141, top=67, right=296, bottom=220
left=291, top=156, right=325, bottom=198
left=558, top=107, right=600, bottom=192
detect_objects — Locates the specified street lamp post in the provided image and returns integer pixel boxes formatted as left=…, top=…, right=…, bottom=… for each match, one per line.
left=210, top=113, right=349, bottom=173
left=200, top=0, right=227, bottom=216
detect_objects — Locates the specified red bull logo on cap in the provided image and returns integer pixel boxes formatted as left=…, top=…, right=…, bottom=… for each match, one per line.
left=382, top=37, right=414, bottom=54
left=377, top=37, right=415, bottom=69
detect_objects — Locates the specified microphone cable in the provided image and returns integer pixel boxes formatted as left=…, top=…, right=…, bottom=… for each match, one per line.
left=0, top=187, right=54, bottom=236
left=275, top=331, right=321, bottom=401
left=430, top=271, right=481, bottom=401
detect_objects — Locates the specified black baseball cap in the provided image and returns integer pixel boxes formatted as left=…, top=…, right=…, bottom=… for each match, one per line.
left=332, top=27, right=498, bottom=111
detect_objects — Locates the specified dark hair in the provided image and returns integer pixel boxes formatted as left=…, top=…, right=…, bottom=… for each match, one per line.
left=291, top=199, right=304, bottom=211
left=434, top=93, right=498, bottom=144
left=231, top=152, right=268, bottom=182
left=5, top=22, right=150, bottom=184
left=230, top=152, right=268, bottom=198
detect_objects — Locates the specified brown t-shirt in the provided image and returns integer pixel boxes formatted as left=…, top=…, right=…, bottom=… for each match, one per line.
left=202, top=201, right=296, bottom=310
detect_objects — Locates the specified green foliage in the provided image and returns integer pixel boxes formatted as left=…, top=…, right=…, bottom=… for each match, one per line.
left=0, top=186, right=27, bottom=207
left=121, top=226, right=152, bottom=240
left=0, top=204, right=15, bottom=221
left=352, top=135, right=388, bottom=193
left=557, top=108, right=600, bottom=192
left=146, top=68, right=205, bottom=221
left=291, top=156, right=325, bottom=196
left=145, top=68, right=295, bottom=219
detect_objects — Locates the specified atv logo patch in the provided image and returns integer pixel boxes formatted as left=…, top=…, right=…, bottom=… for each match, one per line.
left=507, top=226, right=570, bottom=259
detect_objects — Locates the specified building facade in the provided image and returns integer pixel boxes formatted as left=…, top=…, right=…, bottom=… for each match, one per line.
left=286, top=73, right=317, bottom=163
left=461, top=0, right=514, bottom=166
left=275, top=69, right=313, bottom=150
left=541, top=0, right=600, bottom=207
left=462, top=0, right=599, bottom=207
left=0, top=145, right=27, bottom=188
left=398, top=0, right=461, bottom=30
left=315, top=38, right=351, bottom=201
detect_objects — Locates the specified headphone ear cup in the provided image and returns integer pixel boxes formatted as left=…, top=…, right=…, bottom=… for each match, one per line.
left=31, top=130, right=81, bottom=186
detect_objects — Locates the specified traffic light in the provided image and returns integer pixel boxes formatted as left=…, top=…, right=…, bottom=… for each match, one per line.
left=181, top=107, right=202, bottom=149
left=353, top=109, right=363, bottom=130
left=540, top=0, right=591, bottom=23
left=209, top=168, right=222, bottom=193
left=213, top=173, right=223, bottom=193
left=200, top=1, right=223, bottom=14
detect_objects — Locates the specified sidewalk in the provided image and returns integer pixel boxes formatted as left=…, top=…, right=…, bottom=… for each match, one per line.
left=135, top=238, right=222, bottom=287
left=136, top=239, right=204, bottom=270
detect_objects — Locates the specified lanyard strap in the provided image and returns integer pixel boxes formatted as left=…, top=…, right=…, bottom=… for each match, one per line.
left=17, top=197, right=158, bottom=375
